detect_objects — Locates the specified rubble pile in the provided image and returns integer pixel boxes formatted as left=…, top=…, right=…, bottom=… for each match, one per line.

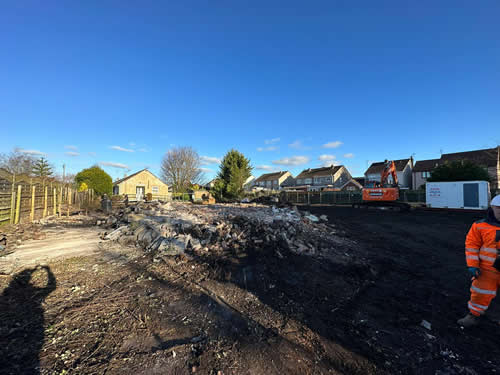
left=100, top=201, right=352, bottom=259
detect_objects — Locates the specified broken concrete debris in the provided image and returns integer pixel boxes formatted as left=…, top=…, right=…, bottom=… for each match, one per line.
left=420, top=320, right=432, bottom=330
left=99, top=201, right=347, bottom=258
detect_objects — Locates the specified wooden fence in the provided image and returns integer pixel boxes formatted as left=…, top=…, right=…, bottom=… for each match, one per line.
left=0, top=169, right=97, bottom=225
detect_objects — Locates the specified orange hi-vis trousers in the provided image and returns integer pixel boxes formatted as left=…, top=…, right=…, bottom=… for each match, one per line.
left=465, top=217, right=500, bottom=316
left=469, top=269, right=500, bottom=316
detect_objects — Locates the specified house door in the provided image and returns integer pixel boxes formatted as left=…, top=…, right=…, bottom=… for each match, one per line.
left=136, top=186, right=145, bottom=201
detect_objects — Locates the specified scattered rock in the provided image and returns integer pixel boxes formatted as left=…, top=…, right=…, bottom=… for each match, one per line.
left=304, top=215, right=319, bottom=222
left=104, top=226, right=128, bottom=240
left=420, top=320, right=432, bottom=330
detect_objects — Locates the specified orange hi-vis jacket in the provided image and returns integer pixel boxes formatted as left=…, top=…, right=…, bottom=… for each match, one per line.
left=465, top=213, right=500, bottom=272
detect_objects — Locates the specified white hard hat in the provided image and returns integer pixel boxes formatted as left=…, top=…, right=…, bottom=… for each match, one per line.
left=492, top=195, right=500, bottom=207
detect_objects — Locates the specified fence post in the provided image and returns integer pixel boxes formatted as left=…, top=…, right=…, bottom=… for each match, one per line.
left=14, top=185, right=22, bottom=224
left=43, top=186, right=48, bottom=217
left=10, top=189, right=16, bottom=225
left=58, top=187, right=62, bottom=217
left=30, top=185, right=36, bottom=222
left=67, top=187, right=70, bottom=217
left=53, top=188, right=57, bottom=216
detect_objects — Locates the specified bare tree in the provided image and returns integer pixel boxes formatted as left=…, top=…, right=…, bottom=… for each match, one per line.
left=0, top=149, right=37, bottom=175
left=161, top=147, right=203, bottom=192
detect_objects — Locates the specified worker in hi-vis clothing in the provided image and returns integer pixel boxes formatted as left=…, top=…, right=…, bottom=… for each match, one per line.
left=458, top=194, right=500, bottom=327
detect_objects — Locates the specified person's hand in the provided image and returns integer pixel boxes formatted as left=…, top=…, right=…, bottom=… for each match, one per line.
left=468, top=267, right=480, bottom=278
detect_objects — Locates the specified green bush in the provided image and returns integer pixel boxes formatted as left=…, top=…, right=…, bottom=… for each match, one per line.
left=75, top=166, right=112, bottom=196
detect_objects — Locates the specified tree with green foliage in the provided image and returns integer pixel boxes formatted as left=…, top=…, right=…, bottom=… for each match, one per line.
left=75, top=165, right=113, bottom=196
left=427, top=160, right=490, bottom=182
left=212, top=149, right=252, bottom=201
left=32, top=157, right=53, bottom=177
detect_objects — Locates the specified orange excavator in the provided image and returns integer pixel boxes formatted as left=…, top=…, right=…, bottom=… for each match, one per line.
left=357, top=160, right=410, bottom=210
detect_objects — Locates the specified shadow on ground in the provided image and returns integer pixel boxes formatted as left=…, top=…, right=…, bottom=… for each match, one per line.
left=0, top=266, right=56, bottom=374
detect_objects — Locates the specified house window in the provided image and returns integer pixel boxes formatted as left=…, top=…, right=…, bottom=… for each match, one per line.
left=346, top=186, right=356, bottom=191
left=297, top=179, right=303, bottom=185
left=421, top=172, right=431, bottom=178
left=152, top=186, right=159, bottom=193
left=305, top=178, right=312, bottom=184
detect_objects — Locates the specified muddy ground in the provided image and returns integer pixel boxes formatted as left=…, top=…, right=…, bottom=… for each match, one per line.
left=0, top=205, right=499, bottom=374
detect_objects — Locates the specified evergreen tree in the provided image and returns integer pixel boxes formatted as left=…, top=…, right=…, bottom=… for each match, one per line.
left=32, top=157, right=53, bottom=177
left=212, top=149, right=252, bottom=200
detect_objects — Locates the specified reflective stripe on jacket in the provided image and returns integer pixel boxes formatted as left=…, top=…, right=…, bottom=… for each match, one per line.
left=465, top=213, right=500, bottom=271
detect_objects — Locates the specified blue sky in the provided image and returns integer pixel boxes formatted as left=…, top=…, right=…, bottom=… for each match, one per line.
left=1, top=1, right=499, bottom=181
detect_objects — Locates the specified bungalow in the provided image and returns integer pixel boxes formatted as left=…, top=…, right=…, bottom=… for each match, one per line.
left=364, top=158, right=413, bottom=189
left=113, top=169, right=169, bottom=201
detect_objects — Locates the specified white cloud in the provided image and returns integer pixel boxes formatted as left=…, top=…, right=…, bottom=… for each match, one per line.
left=343, top=153, right=355, bottom=158
left=88, top=152, right=96, bottom=157
left=255, top=165, right=281, bottom=172
left=64, top=145, right=78, bottom=150
left=257, top=146, right=278, bottom=152
left=272, top=156, right=310, bottom=166
left=138, top=148, right=149, bottom=152
left=319, top=154, right=336, bottom=161
left=200, top=156, right=221, bottom=165
left=288, top=140, right=311, bottom=150
left=129, top=142, right=136, bottom=147
left=65, top=151, right=80, bottom=157
left=14, top=148, right=46, bottom=156
left=199, top=167, right=214, bottom=173
left=318, top=154, right=340, bottom=167
left=264, top=137, right=280, bottom=145
left=99, top=161, right=130, bottom=169
left=320, top=160, right=341, bottom=167
left=110, top=145, right=134, bottom=153
left=322, top=141, right=343, bottom=149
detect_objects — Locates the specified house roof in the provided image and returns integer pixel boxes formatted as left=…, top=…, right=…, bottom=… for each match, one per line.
left=113, top=169, right=166, bottom=186
left=340, top=179, right=363, bottom=190
left=353, top=177, right=365, bottom=186
left=254, top=171, right=288, bottom=182
left=365, top=159, right=411, bottom=175
left=296, top=165, right=342, bottom=179
left=413, top=159, right=441, bottom=172
left=440, top=147, right=498, bottom=167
